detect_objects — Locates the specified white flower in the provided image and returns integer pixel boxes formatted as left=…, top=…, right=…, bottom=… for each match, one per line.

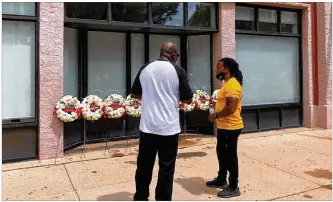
left=54, top=95, right=81, bottom=122
left=124, top=95, right=140, bottom=106
left=123, top=94, right=141, bottom=117
left=81, top=95, right=104, bottom=121
left=102, top=94, right=126, bottom=119
left=126, top=105, right=141, bottom=117
left=179, top=101, right=195, bottom=112
left=192, top=89, right=211, bottom=111
left=212, top=90, right=220, bottom=102
left=184, top=103, right=195, bottom=112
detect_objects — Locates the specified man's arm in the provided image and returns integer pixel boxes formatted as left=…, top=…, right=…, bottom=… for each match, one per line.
left=177, top=66, right=193, bottom=104
left=130, top=93, right=142, bottom=100
left=130, top=66, right=144, bottom=100
left=182, top=99, right=192, bottom=104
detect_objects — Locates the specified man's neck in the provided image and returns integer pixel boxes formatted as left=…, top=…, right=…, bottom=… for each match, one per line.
left=160, top=56, right=170, bottom=61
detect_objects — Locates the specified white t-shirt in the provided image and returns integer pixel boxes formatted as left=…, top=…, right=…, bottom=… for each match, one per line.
left=130, top=59, right=193, bottom=136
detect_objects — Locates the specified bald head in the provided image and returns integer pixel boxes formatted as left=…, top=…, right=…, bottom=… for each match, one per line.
left=161, top=41, right=178, bottom=53
left=160, top=41, right=179, bottom=63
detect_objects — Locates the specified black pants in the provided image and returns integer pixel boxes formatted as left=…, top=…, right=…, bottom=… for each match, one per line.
left=216, top=129, right=241, bottom=189
left=134, top=131, right=179, bottom=201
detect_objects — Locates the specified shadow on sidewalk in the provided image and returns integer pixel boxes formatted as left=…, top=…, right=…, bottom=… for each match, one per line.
left=304, top=169, right=332, bottom=180
left=97, top=191, right=133, bottom=201
left=177, top=152, right=207, bottom=159
left=175, top=177, right=219, bottom=195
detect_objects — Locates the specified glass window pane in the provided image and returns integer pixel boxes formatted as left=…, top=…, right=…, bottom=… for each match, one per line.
left=281, top=11, right=298, bottom=34
left=282, top=108, right=301, bottom=127
left=2, top=2, right=35, bottom=16
left=235, top=6, right=254, bottom=30
left=64, top=27, right=78, bottom=97
left=188, top=3, right=216, bottom=28
left=2, top=21, right=35, bottom=119
left=65, top=3, right=108, bottom=20
left=241, top=111, right=258, bottom=132
left=112, top=3, right=148, bottom=23
left=149, top=35, right=181, bottom=66
left=258, top=9, right=277, bottom=32
left=260, top=109, right=280, bottom=129
left=152, top=3, right=184, bottom=27
left=131, top=34, right=145, bottom=84
left=88, top=32, right=126, bottom=98
left=236, top=34, right=300, bottom=105
left=3, top=128, right=37, bottom=161
left=187, top=35, right=211, bottom=93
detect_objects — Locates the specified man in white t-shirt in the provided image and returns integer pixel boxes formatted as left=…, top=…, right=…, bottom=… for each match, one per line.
left=130, top=41, right=193, bottom=201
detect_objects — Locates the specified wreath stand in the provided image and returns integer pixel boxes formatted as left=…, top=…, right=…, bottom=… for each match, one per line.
left=102, top=118, right=132, bottom=155
left=182, top=110, right=202, bottom=144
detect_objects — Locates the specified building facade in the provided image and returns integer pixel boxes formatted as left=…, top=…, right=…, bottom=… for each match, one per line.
left=2, top=2, right=332, bottom=162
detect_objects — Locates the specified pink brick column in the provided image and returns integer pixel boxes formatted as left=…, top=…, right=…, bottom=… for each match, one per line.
left=39, top=3, right=64, bottom=160
left=212, top=3, right=236, bottom=90
left=316, top=3, right=332, bottom=129
left=301, top=4, right=316, bottom=128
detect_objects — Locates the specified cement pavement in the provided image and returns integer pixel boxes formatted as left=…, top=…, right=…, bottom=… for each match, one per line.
left=2, top=128, right=332, bottom=201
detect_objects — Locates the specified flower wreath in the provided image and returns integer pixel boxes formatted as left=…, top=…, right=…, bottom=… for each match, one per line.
left=124, top=95, right=141, bottom=117
left=102, top=94, right=126, bottom=119
left=193, top=89, right=211, bottom=111
left=179, top=101, right=195, bottom=112
left=54, top=95, right=82, bottom=122
left=211, top=90, right=220, bottom=103
left=81, top=95, right=103, bottom=121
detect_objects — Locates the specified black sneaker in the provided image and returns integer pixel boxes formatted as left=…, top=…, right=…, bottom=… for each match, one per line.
left=217, top=186, right=241, bottom=198
left=206, top=178, right=228, bottom=189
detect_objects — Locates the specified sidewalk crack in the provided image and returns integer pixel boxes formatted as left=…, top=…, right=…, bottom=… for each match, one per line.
left=64, top=164, right=81, bottom=201
left=268, top=186, right=326, bottom=200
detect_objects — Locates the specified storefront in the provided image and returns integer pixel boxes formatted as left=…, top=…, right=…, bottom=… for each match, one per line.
left=2, top=2, right=332, bottom=162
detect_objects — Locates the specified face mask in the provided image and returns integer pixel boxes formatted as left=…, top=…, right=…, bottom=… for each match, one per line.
left=170, top=56, right=177, bottom=63
left=216, top=72, right=225, bottom=81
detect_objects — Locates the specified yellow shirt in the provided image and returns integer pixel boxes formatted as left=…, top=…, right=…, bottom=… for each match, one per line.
left=215, top=77, right=244, bottom=130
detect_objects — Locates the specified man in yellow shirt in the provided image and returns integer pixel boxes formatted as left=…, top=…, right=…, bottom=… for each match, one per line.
left=206, top=57, right=243, bottom=198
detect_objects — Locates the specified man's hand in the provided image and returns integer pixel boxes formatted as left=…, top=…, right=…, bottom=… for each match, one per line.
left=130, top=93, right=142, bottom=100
left=181, top=99, right=192, bottom=105
left=208, top=114, right=215, bottom=122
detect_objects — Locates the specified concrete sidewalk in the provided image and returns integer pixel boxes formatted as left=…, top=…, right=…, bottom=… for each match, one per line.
left=2, top=128, right=332, bottom=201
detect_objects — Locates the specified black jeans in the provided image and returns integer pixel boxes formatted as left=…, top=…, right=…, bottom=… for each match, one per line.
left=134, top=131, right=179, bottom=201
left=216, top=129, right=241, bottom=189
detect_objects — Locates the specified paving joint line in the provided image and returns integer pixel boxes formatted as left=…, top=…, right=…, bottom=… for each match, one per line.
left=268, top=186, right=328, bottom=201
left=64, top=164, right=81, bottom=201
left=2, top=129, right=329, bottom=173
left=2, top=139, right=210, bottom=172
left=291, top=134, right=332, bottom=157
left=290, top=143, right=331, bottom=157
left=239, top=153, right=325, bottom=187
left=2, top=151, right=139, bottom=172
left=69, top=174, right=161, bottom=194
left=237, top=130, right=315, bottom=141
